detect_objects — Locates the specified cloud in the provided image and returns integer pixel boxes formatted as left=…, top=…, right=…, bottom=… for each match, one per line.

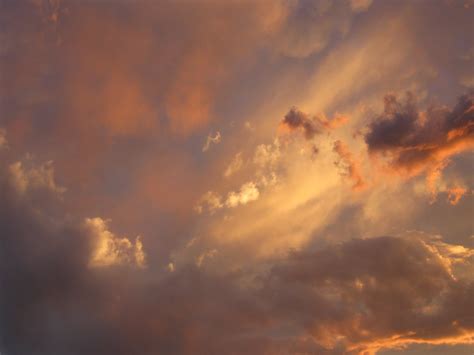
left=280, top=107, right=322, bottom=139
left=262, top=234, right=474, bottom=354
left=195, top=181, right=261, bottom=214
left=224, top=152, right=243, bottom=177
left=1, top=2, right=474, bottom=354
left=194, top=191, right=223, bottom=214
left=202, top=131, right=221, bottom=152
left=8, top=160, right=66, bottom=196
left=333, top=140, right=366, bottom=190
left=273, top=0, right=372, bottom=58
left=1, top=141, right=473, bottom=354
left=84, top=217, right=146, bottom=268
left=365, top=92, right=474, bottom=194
left=446, top=186, right=469, bottom=205
left=280, top=107, right=348, bottom=140
left=253, top=140, right=281, bottom=168
left=225, top=182, right=260, bottom=208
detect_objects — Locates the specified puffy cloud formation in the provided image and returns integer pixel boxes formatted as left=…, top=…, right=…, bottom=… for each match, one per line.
left=365, top=92, right=474, bottom=181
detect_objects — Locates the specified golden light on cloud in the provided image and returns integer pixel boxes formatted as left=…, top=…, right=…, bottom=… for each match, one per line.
left=85, top=218, right=146, bottom=268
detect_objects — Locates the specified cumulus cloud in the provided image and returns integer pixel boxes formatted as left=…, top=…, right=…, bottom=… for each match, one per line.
left=202, top=131, right=221, bottom=152
left=365, top=92, right=474, bottom=194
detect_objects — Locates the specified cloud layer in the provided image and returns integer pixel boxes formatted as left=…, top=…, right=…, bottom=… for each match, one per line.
left=1, top=1, right=474, bottom=354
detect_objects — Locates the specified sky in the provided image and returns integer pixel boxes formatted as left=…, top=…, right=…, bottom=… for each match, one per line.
left=0, top=0, right=473, bottom=354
